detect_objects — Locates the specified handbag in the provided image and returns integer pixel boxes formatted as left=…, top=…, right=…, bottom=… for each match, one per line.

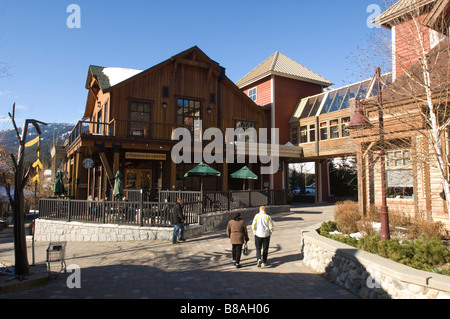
left=243, top=242, right=249, bottom=255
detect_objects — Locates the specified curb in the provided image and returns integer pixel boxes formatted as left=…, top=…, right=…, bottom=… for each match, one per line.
left=0, top=264, right=49, bottom=294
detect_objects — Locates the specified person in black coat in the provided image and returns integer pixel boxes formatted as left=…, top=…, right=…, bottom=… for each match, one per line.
left=172, top=198, right=186, bottom=244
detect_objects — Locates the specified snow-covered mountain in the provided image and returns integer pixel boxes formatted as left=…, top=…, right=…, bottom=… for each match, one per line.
left=0, top=122, right=75, bottom=164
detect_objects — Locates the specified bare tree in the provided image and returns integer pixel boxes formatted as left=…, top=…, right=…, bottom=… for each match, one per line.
left=5, top=104, right=47, bottom=278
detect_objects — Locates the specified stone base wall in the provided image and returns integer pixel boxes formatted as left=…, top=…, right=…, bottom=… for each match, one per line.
left=35, top=205, right=289, bottom=243
left=301, top=227, right=450, bottom=299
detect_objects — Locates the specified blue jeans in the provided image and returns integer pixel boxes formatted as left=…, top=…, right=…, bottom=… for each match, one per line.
left=173, top=223, right=185, bottom=243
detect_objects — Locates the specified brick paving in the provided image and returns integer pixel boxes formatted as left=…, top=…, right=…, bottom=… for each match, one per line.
left=0, top=204, right=358, bottom=299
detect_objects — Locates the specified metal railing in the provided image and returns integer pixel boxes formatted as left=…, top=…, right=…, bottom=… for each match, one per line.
left=39, top=190, right=287, bottom=227
left=39, top=198, right=199, bottom=227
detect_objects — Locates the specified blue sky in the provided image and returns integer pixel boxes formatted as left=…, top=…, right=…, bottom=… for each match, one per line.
left=0, top=0, right=388, bottom=127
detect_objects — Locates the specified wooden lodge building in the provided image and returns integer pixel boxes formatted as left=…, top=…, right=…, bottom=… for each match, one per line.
left=62, top=0, right=450, bottom=229
left=64, top=46, right=322, bottom=201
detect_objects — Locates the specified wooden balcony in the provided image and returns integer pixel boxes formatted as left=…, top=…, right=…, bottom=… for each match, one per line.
left=65, top=119, right=188, bottom=148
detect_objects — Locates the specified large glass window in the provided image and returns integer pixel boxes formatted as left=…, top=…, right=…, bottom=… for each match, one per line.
left=129, top=101, right=151, bottom=137
left=177, top=98, right=201, bottom=140
left=328, top=87, right=348, bottom=113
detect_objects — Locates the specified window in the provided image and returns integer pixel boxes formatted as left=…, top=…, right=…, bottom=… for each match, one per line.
left=104, top=101, right=109, bottom=135
left=330, top=120, right=339, bottom=139
left=341, top=117, right=350, bottom=137
left=300, top=126, right=307, bottom=144
left=96, top=109, right=102, bottom=134
left=130, top=101, right=151, bottom=137
left=309, top=124, right=316, bottom=142
left=248, top=87, right=257, bottom=102
left=320, top=122, right=328, bottom=140
left=386, top=149, right=413, bottom=199
left=177, top=98, right=201, bottom=140
left=235, top=120, right=256, bottom=142
left=291, top=127, right=299, bottom=145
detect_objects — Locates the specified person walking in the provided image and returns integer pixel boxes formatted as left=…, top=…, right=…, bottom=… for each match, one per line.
left=172, top=198, right=186, bottom=244
left=252, top=206, right=274, bottom=268
left=226, top=213, right=249, bottom=268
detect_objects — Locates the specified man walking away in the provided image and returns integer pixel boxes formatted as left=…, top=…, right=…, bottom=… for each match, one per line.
left=172, top=198, right=186, bottom=244
left=252, top=206, right=274, bottom=268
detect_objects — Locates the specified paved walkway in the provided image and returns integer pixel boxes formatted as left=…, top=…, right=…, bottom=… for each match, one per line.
left=0, top=204, right=357, bottom=299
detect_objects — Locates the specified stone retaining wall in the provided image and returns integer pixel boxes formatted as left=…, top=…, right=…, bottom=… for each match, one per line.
left=301, top=227, right=450, bottom=299
left=35, top=205, right=289, bottom=243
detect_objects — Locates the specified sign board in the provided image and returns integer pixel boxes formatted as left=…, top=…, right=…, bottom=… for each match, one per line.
left=125, top=152, right=166, bottom=161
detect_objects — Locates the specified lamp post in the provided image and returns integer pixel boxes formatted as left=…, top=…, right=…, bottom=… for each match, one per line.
left=348, top=67, right=390, bottom=240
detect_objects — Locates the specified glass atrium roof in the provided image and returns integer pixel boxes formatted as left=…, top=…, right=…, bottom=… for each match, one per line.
left=291, top=73, right=392, bottom=122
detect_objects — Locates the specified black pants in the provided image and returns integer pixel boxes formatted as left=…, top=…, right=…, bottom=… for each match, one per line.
left=255, top=236, right=270, bottom=263
left=232, top=244, right=243, bottom=264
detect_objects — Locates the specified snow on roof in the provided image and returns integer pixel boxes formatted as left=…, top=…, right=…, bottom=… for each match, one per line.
left=101, top=67, right=143, bottom=88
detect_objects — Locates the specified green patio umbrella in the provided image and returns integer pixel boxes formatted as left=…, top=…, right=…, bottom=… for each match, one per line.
left=53, top=171, right=65, bottom=197
left=231, top=166, right=258, bottom=190
left=184, top=162, right=221, bottom=190
left=113, top=171, right=124, bottom=201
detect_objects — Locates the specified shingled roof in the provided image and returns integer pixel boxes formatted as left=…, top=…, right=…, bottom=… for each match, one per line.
left=236, top=52, right=333, bottom=88
left=374, top=0, right=437, bottom=28
left=87, top=65, right=143, bottom=91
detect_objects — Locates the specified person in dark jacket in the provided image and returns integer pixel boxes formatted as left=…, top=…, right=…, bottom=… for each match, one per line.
left=226, top=213, right=249, bottom=268
left=172, top=198, right=186, bottom=244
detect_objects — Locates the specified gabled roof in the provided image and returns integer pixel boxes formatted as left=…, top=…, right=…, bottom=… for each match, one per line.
left=374, top=0, right=436, bottom=29
left=236, top=52, right=333, bottom=88
left=87, top=66, right=143, bottom=91
left=83, top=46, right=264, bottom=120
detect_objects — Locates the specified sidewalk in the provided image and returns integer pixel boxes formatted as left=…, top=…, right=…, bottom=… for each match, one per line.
left=0, top=203, right=357, bottom=299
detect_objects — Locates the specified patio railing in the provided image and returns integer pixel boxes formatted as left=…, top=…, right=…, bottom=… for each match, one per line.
left=39, top=189, right=287, bottom=227
left=39, top=199, right=199, bottom=227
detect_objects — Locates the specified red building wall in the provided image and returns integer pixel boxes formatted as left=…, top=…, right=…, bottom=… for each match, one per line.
left=395, top=13, right=431, bottom=78
left=273, top=76, right=324, bottom=144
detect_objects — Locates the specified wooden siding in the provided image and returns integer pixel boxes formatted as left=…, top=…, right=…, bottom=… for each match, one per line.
left=274, top=76, right=323, bottom=144
left=241, top=78, right=272, bottom=108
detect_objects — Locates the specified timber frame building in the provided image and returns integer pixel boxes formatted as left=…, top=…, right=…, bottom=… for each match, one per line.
left=62, top=0, right=450, bottom=229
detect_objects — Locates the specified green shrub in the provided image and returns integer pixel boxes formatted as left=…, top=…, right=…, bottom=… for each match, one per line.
left=357, top=232, right=380, bottom=254
left=319, top=221, right=338, bottom=236
left=409, top=236, right=450, bottom=271
left=329, top=233, right=358, bottom=247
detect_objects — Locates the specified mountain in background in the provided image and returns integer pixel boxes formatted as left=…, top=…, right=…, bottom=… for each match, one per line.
left=0, top=123, right=74, bottom=166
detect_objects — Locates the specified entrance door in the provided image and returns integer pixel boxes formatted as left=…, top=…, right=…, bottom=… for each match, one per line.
left=125, top=169, right=152, bottom=190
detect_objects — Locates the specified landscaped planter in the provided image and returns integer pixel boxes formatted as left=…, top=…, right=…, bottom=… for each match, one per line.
left=301, top=225, right=450, bottom=299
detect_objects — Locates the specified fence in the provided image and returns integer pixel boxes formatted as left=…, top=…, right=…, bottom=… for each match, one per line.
left=39, top=199, right=199, bottom=227
left=39, top=189, right=287, bottom=227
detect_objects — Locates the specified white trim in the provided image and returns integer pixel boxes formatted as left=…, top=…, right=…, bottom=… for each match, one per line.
left=392, top=25, right=397, bottom=81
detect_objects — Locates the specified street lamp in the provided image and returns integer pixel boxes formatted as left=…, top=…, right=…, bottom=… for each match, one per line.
left=348, top=67, right=390, bottom=240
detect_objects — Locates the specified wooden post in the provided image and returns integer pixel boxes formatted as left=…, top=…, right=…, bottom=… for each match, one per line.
left=356, top=143, right=367, bottom=216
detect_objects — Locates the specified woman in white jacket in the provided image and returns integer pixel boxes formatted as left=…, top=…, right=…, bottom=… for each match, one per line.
left=252, top=206, right=274, bottom=268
